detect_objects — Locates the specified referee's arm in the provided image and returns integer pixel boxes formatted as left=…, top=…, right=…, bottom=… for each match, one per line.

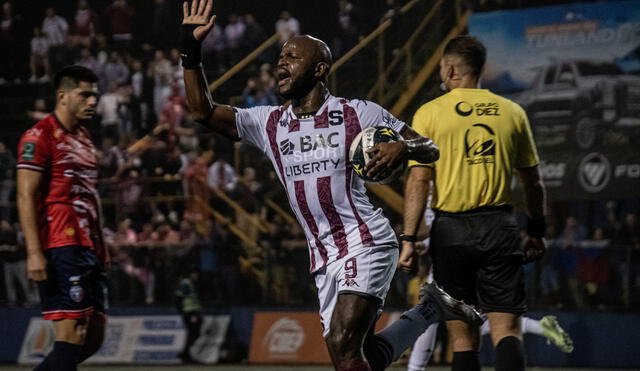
left=516, top=165, right=545, bottom=220
left=517, top=165, right=547, bottom=263
left=399, top=165, right=433, bottom=272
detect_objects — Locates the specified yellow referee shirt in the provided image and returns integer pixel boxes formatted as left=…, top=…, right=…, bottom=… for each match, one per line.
left=409, top=88, right=539, bottom=213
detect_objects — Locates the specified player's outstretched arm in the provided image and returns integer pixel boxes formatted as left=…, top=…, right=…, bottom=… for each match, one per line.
left=16, top=169, right=48, bottom=281
left=181, top=0, right=239, bottom=140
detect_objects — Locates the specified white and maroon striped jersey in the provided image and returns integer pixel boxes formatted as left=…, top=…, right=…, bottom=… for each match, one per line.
left=236, top=95, right=405, bottom=273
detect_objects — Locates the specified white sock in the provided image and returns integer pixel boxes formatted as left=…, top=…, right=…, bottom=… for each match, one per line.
left=378, top=306, right=436, bottom=361
left=480, top=318, right=491, bottom=336
left=521, top=317, right=543, bottom=335
left=407, top=323, right=438, bottom=371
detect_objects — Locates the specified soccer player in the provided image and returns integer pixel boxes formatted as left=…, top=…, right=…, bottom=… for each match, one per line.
left=178, top=1, right=481, bottom=370
left=401, top=35, right=548, bottom=371
left=17, top=66, right=107, bottom=371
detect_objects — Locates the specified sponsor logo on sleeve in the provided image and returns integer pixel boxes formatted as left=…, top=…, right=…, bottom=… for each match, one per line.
left=22, top=142, right=36, bottom=161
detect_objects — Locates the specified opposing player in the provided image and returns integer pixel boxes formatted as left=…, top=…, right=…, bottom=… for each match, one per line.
left=179, top=1, right=481, bottom=370
left=17, top=66, right=107, bottom=371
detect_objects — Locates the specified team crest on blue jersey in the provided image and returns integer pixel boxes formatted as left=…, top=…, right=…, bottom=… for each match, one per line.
left=69, top=285, right=84, bottom=303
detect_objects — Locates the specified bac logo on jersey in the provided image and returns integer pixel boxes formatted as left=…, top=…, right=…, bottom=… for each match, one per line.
left=280, top=139, right=295, bottom=155
left=22, top=142, right=36, bottom=161
left=464, top=123, right=495, bottom=165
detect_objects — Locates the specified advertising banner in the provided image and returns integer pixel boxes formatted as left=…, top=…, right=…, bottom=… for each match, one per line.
left=18, top=315, right=229, bottom=365
left=248, top=311, right=402, bottom=364
left=469, top=1, right=640, bottom=199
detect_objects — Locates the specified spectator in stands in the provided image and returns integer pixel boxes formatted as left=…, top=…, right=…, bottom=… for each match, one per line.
left=0, top=1, right=23, bottom=84
left=29, top=27, right=50, bottom=83
left=76, top=47, right=101, bottom=79
left=150, top=49, right=173, bottom=118
left=153, top=222, right=180, bottom=246
left=241, top=77, right=278, bottom=107
left=539, top=224, right=562, bottom=306
left=149, top=0, right=175, bottom=48
left=334, top=0, right=363, bottom=57
left=224, top=14, right=246, bottom=64
left=577, top=227, right=611, bottom=306
left=104, top=50, right=130, bottom=87
left=275, top=11, right=300, bottom=46
left=560, top=216, right=587, bottom=307
left=243, top=13, right=266, bottom=52
left=113, top=218, right=138, bottom=246
left=207, top=157, right=236, bottom=193
left=104, top=0, right=136, bottom=49
left=138, top=222, right=155, bottom=245
left=42, top=7, right=69, bottom=72
left=168, top=48, right=185, bottom=94
left=183, top=154, right=211, bottom=223
left=98, top=136, right=125, bottom=181
left=175, top=267, right=203, bottom=364
left=616, top=212, right=640, bottom=248
left=26, top=98, right=48, bottom=122
left=202, top=22, right=226, bottom=73
left=97, top=81, right=123, bottom=141
left=70, top=0, right=97, bottom=47
left=116, top=167, right=147, bottom=228
left=0, top=142, right=14, bottom=221
left=1, top=220, right=37, bottom=306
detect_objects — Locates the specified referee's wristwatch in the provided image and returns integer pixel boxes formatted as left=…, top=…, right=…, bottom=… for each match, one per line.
left=399, top=233, right=417, bottom=242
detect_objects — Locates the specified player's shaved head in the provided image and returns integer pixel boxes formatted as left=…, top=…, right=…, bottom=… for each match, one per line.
left=54, top=65, right=98, bottom=91
left=285, top=35, right=333, bottom=78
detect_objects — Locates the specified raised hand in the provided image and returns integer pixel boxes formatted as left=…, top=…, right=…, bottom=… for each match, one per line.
left=182, top=0, right=217, bottom=40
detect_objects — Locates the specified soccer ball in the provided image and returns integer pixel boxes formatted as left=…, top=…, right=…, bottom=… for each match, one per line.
left=349, top=126, right=404, bottom=184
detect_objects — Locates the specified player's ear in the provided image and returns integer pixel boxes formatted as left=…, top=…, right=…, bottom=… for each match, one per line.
left=315, top=62, right=329, bottom=78
left=56, top=89, right=67, bottom=106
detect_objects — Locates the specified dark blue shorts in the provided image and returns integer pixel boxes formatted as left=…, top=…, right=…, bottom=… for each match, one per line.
left=38, top=245, right=108, bottom=321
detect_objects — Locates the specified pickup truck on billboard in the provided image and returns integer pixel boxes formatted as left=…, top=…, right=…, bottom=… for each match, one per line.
left=515, top=59, right=640, bottom=149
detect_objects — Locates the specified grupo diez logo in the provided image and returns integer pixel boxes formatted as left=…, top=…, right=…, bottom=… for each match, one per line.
left=280, top=139, right=295, bottom=156
left=455, top=101, right=473, bottom=117
left=464, top=123, right=495, bottom=164
left=578, top=152, right=611, bottom=193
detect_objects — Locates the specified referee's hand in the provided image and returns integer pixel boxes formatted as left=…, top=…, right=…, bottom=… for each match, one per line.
left=522, top=236, right=546, bottom=264
left=27, top=251, right=48, bottom=282
left=398, top=241, right=416, bottom=273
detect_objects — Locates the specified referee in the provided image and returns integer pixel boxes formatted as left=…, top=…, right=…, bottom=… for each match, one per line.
left=400, top=36, right=546, bottom=371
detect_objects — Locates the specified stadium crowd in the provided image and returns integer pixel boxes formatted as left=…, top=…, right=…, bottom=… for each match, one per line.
left=0, top=0, right=638, bottom=312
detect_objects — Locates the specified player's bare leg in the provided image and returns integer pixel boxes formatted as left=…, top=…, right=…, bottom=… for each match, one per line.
left=446, top=320, right=481, bottom=371
left=487, top=312, right=524, bottom=371
left=326, top=293, right=379, bottom=370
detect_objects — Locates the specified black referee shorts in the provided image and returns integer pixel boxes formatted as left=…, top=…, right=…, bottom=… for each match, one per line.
left=430, top=207, right=526, bottom=315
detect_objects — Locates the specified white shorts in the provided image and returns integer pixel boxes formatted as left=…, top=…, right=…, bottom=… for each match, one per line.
left=314, top=246, right=399, bottom=337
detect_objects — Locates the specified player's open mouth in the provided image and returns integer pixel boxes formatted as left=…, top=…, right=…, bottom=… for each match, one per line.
left=277, top=69, right=291, bottom=87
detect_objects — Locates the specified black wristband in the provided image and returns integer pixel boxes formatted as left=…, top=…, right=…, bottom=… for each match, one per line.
left=527, top=217, right=547, bottom=238
left=399, top=233, right=417, bottom=242
left=179, top=24, right=203, bottom=69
